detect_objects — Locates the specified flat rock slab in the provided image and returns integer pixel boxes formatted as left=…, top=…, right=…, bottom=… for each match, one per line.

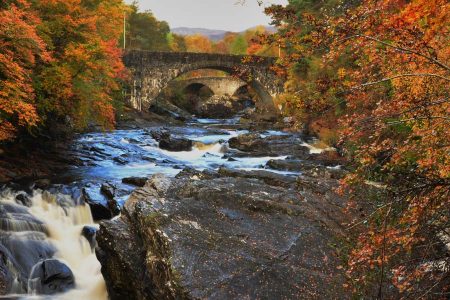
left=97, top=172, right=350, bottom=300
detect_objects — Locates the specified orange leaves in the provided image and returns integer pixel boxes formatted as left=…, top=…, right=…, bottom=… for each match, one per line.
left=33, top=0, right=128, bottom=130
left=0, top=1, right=48, bottom=141
left=185, top=34, right=213, bottom=53
left=264, top=0, right=449, bottom=296
left=0, top=0, right=128, bottom=140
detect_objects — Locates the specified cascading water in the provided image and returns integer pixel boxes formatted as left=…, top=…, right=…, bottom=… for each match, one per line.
left=0, top=189, right=107, bottom=299
left=0, top=117, right=331, bottom=298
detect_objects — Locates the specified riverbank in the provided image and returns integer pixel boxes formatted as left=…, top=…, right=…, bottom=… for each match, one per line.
left=0, top=105, right=354, bottom=299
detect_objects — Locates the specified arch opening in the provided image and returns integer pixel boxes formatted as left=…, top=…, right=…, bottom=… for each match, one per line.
left=152, top=66, right=277, bottom=119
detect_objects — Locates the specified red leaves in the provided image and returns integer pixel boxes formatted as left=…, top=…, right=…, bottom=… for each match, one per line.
left=0, top=1, right=48, bottom=141
left=264, top=0, right=449, bottom=296
left=0, top=0, right=128, bottom=139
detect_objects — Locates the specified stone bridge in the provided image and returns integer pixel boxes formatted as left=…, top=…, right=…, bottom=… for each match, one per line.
left=173, top=77, right=248, bottom=97
left=123, top=50, right=283, bottom=112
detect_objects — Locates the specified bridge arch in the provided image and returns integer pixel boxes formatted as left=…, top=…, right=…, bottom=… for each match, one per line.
left=123, top=51, right=283, bottom=113
left=182, top=82, right=214, bottom=98
left=175, top=76, right=248, bottom=98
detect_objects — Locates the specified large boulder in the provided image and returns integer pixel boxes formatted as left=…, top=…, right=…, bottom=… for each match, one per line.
left=228, top=133, right=311, bottom=158
left=150, top=130, right=193, bottom=152
left=97, top=172, right=350, bottom=300
left=28, top=259, right=75, bottom=295
left=0, top=201, right=56, bottom=294
left=122, top=177, right=148, bottom=187
left=159, top=136, right=193, bottom=152
left=81, top=186, right=120, bottom=221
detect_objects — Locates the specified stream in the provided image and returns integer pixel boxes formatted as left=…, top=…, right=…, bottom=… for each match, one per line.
left=0, top=117, right=328, bottom=299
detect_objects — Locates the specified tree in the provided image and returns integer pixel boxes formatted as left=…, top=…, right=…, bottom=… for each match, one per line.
left=265, top=0, right=450, bottom=297
left=167, top=32, right=187, bottom=52
left=0, top=0, right=49, bottom=141
left=34, top=0, right=127, bottom=130
left=185, top=34, right=213, bottom=53
left=126, top=1, right=171, bottom=51
left=230, top=34, right=248, bottom=55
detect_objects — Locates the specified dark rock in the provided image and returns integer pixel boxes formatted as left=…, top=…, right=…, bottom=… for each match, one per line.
left=100, top=183, right=116, bottom=199
left=149, top=129, right=170, bottom=141
left=81, top=187, right=119, bottom=221
left=149, top=100, right=191, bottom=121
left=266, top=159, right=303, bottom=172
left=195, top=95, right=240, bottom=118
left=97, top=174, right=350, bottom=300
left=228, top=133, right=310, bottom=158
left=122, top=177, right=147, bottom=187
left=175, top=167, right=219, bottom=180
left=113, top=156, right=128, bottom=165
left=29, top=259, right=75, bottom=295
left=81, top=226, right=97, bottom=249
left=0, top=203, right=48, bottom=234
left=0, top=233, right=55, bottom=293
left=159, top=136, right=193, bottom=152
left=218, top=167, right=297, bottom=188
left=15, top=193, right=32, bottom=207
left=0, top=248, right=13, bottom=295
left=33, top=179, right=51, bottom=190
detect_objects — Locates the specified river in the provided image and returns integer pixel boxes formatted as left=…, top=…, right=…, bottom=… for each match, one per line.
left=0, top=115, right=333, bottom=299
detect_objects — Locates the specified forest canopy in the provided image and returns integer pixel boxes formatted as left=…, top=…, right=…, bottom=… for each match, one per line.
left=261, top=0, right=449, bottom=297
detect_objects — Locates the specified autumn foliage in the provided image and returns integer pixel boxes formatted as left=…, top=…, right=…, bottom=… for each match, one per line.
left=0, top=1, right=48, bottom=141
left=0, top=0, right=127, bottom=141
left=265, top=0, right=449, bottom=297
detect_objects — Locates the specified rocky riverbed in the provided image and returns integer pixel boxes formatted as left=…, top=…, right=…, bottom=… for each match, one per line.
left=0, top=109, right=352, bottom=299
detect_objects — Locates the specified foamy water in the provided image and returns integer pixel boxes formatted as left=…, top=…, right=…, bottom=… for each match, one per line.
left=0, top=190, right=107, bottom=300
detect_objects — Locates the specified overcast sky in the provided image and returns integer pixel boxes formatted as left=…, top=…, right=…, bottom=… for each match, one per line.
left=126, top=0, right=288, bottom=32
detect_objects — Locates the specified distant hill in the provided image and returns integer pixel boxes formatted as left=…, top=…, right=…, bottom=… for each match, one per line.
left=171, top=26, right=276, bottom=41
left=171, top=27, right=229, bottom=41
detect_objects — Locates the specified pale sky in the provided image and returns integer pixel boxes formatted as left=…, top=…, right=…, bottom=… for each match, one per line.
left=126, top=0, right=288, bottom=32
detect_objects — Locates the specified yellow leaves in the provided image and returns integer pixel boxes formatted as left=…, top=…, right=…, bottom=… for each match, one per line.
left=337, top=68, right=346, bottom=80
left=185, top=34, right=213, bottom=53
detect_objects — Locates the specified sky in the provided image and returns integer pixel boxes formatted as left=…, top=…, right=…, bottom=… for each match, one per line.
left=126, top=0, right=288, bottom=32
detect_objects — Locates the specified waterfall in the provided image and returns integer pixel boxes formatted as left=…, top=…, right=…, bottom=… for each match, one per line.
left=0, top=189, right=107, bottom=299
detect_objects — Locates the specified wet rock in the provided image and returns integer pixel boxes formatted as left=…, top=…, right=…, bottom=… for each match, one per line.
left=122, top=177, right=147, bottom=187
left=100, top=183, right=116, bottom=199
left=159, top=136, right=193, bottom=152
left=149, top=100, right=191, bottom=121
left=0, top=232, right=55, bottom=293
left=97, top=174, right=350, bottom=300
left=266, top=158, right=303, bottom=172
left=33, top=179, right=51, bottom=190
left=218, top=167, right=297, bottom=188
left=15, top=193, right=32, bottom=207
left=29, top=259, right=75, bottom=295
left=228, top=133, right=310, bottom=158
left=0, top=203, right=48, bottom=234
left=175, top=167, right=219, bottom=180
left=81, top=187, right=119, bottom=221
left=149, top=129, right=193, bottom=152
left=148, top=128, right=169, bottom=141
left=113, top=156, right=128, bottom=165
left=0, top=248, right=13, bottom=295
left=81, top=226, right=97, bottom=249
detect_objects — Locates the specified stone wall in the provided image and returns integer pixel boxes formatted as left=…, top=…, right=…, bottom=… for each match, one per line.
left=123, top=50, right=284, bottom=112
